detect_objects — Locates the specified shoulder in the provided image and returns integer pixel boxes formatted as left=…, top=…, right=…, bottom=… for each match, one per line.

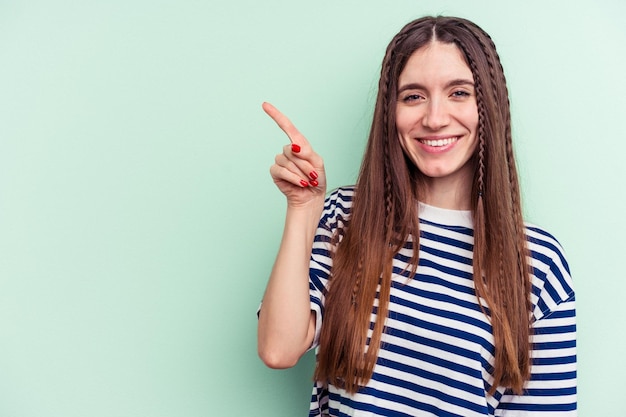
left=324, top=186, right=355, bottom=210
left=319, top=186, right=355, bottom=227
left=524, top=223, right=575, bottom=321
left=525, top=223, right=570, bottom=279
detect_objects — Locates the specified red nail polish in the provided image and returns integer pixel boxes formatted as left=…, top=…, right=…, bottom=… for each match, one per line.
left=300, top=179, right=309, bottom=187
left=309, top=171, right=318, bottom=180
left=291, top=144, right=301, bottom=153
left=310, top=180, right=319, bottom=187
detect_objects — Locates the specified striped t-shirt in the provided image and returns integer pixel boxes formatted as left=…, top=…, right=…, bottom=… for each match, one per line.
left=308, top=187, right=576, bottom=417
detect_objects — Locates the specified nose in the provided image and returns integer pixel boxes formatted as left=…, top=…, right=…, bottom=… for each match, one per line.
left=422, top=98, right=450, bottom=130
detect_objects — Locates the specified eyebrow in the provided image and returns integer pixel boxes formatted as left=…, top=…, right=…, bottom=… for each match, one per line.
left=397, top=79, right=475, bottom=94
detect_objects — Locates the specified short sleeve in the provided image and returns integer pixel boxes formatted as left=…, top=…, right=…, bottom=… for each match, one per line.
left=496, top=297, right=576, bottom=416
left=495, top=226, right=577, bottom=415
left=308, top=187, right=354, bottom=349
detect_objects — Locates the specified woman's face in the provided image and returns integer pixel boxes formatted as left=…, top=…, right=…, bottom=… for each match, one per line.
left=395, top=41, right=479, bottom=191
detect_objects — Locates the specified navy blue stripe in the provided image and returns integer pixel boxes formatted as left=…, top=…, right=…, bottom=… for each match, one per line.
left=529, top=249, right=572, bottom=297
left=421, top=218, right=474, bottom=238
left=390, top=279, right=486, bottom=321
left=419, top=242, right=473, bottom=266
left=386, top=309, right=495, bottom=353
left=331, top=386, right=461, bottom=417
left=409, top=266, right=476, bottom=298
left=321, top=200, right=350, bottom=219
left=309, top=268, right=329, bottom=292
left=534, top=339, right=576, bottom=350
left=527, top=226, right=570, bottom=272
left=373, top=371, right=489, bottom=414
left=535, top=297, right=550, bottom=318
left=313, top=233, right=332, bottom=244
left=531, top=370, right=577, bottom=381
left=524, top=386, right=577, bottom=396
left=533, top=354, right=576, bottom=366
left=311, top=249, right=332, bottom=270
left=420, top=229, right=474, bottom=251
left=529, top=253, right=566, bottom=297
left=417, top=258, right=474, bottom=282
left=535, top=324, right=576, bottom=335
left=389, top=291, right=491, bottom=334
left=393, top=250, right=473, bottom=280
left=309, top=295, right=323, bottom=316
left=361, top=384, right=478, bottom=417
left=542, top=303, right=576, bottom=318
left=376, top=346, right=485, bottom=397
left=499, top=401, right=576, bottom=412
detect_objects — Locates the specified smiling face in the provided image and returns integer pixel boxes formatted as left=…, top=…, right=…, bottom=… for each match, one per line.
left=396, top=41, right=479, bottom=205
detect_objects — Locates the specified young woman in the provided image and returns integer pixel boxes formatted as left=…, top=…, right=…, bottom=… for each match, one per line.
left=258, top=16, right=576, bottom=417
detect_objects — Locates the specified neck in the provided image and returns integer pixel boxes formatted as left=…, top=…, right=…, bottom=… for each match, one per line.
left=419, top=169, right=473, bottom=210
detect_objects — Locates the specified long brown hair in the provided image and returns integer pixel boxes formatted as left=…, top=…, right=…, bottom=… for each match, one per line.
left=314, top=16, right=532, bottom=395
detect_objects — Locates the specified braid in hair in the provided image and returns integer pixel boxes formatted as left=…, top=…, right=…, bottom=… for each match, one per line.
left=350, top=260, right=363, bottom=306
left=453, top=36, right=488, bottom=236
left=382, top=39, right=396, bottom=245
left=452, top=19, right=531, bottom=394
left=485, top=33, right=533, bottom=323
left=346, top=33, right=396, bottom=310
left=496, top=43, right=533, bottom=375
left=362, top=25, right=400, bottom=346
left=476, top=24, right=532, bottom=385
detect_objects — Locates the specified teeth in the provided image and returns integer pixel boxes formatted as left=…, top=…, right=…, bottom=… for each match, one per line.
left=420, top=137, right=458, bottom=147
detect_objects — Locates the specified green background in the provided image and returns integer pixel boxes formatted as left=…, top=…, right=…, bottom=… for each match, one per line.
left=1, top=0, right=624, bottom=415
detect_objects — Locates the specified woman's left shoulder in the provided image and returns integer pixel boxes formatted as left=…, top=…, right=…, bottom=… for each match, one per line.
left=524, top=222, right=570, bottom=271
left=524, top=222, right=575, bottom=319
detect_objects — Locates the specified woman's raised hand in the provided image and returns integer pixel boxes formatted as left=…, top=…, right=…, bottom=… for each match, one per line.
left=258, top=102, right=323, bottom=366
left=263, top=102, right=326, bottom=207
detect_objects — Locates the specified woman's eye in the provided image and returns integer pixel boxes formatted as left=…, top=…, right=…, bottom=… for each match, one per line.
left=452, top=90, right=471, bottom=98
left=402, top=94, right=423, bottom=102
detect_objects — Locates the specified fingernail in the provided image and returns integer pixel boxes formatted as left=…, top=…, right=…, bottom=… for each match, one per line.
left=300, top=179, right=309, bottom=187
left=309, top=171, right=318, bottom=180
left=310, top=180, right=319, bottom=187
left=291, top=144, right=301, bottom=153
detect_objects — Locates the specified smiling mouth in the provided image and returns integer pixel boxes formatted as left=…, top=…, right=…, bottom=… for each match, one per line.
left=418, top=137, right=459, bottom=147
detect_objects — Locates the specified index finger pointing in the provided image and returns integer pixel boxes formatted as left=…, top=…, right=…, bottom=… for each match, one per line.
left=262, top=102, right=309, bottom=147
